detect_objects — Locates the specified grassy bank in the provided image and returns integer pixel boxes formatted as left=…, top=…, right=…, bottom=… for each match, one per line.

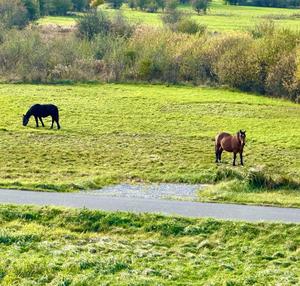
left=0, top=83, right=299, bottom=205
left=0, top=204, right=299, bottom=285
left=38, top=0, right=300, bottom=32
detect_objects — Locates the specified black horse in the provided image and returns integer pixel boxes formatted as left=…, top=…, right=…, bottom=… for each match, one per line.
left=23, top=104, right=60, bottom=129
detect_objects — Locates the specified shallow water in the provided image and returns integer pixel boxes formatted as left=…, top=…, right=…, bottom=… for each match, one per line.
left=84, top=183, right=205, bottom=201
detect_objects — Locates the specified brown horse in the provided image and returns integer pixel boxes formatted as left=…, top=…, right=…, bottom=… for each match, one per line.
left=215, top=130, right=246, bottom=166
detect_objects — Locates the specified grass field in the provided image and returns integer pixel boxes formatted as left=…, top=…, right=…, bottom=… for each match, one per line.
left=37, top=0, right=300, bottom=32
left=0, top=83, right=299, bottom=206
left=0, top=204, right=299, bottom=285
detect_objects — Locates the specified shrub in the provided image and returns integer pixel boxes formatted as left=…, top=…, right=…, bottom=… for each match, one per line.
left=110, top=12, right=135, bottom=37
left=249, top=20, right=275, bottom=39
left=0, top=29, right=49, bottom=81
left=265, top=52, right=297, bottom=99
left=191, top=0, right=211, bottom=14
left=77, top=9, right=110, bottom=40
left=216, top=36, right=261, bottom=91
left=176, top=18, right=206, bottom=34
left=246, top=167, right=274, bottom=189
left=166, top=0, right=179, bottom=10
left=161, top=8, right=184, bottom=31
left=0, top=0, right=29, bottom=29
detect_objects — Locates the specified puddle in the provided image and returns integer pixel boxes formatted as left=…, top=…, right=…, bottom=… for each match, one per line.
left=84, top=183, right=206, bottom=201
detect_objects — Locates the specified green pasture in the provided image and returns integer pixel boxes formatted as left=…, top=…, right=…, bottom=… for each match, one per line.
left=37, top=0, right=300, bottom=31
left=0, top=205, right=299, bottom=285
left=0, top=83, right=299, bottom=206
left=36, top=15, right=80, bottom=26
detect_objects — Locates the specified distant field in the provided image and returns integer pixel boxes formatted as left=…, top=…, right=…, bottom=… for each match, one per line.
left=37, top=15, right=80, bottom=26
left=37, top=0, right=300, bottom=31
left=0, top=83, right=299, bottom=206
left=0, top=205, right=299, bottom=285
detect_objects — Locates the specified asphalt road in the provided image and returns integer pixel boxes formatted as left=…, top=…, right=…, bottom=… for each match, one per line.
left=0, top=189, right=299, bottom=223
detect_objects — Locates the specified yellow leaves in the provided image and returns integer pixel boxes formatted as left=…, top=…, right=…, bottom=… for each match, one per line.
left=89, top=0, right=104, bottom=8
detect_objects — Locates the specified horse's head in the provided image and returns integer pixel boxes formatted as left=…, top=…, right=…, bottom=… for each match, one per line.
left=238, top=130, right=246, bottom=146
left=22, top=114, right=29, bottom=126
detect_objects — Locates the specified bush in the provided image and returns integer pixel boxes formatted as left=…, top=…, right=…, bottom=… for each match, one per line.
left=161, top=8, right=184, bottom=28
left=0, top=29, right=49, bottom=81
left=177, top=18, right=206, bottom=34
left=77, top=10, right=110, bottom=40
left=0, top=0, right=29, bottom=29
left=110, top=12, right=135, bottom=37
left=246, top=167, right=274, bottom=189
left=216, top=36, right=261, bottom=91
left=191, top=0, right=211, bottom=14
left=249, top=20, right=275, bottom=39
left=0, top=18, right=300, bottom=101
left=265, top=52, right=297, bottom=99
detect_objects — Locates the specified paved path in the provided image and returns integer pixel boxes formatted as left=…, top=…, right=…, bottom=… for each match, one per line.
left=0, top=189, right=300, bottom=223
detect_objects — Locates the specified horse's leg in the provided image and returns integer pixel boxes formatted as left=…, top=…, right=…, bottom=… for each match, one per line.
left=233, top=153, right=237, bottom=166
left=39, top=117, right=45, bottom=127
left=215, top=145, right=219, bottom=163
left=56, top=119, right=60, bottom=130
left=50, top=117, right=54, bottom=129
left=34, top=116, right=39, bottom=127
left=218, top=148, right=223, bottom=162
left=240, top=152, right=244, bottom=166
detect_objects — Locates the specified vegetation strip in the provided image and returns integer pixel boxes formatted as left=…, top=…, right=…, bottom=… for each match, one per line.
left=0, top=204, right=299, bottom=285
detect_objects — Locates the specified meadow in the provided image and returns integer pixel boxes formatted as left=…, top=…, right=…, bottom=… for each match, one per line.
left=0, top=204, right=299, bottom=285
left=37, top=0, right=300, bottom=32
left=0, top=83, right=299, bottom=206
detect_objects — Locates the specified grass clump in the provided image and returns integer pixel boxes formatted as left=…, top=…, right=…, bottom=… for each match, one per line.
left=200, top=167, right=300, bottom=207
left=0, top=204, right=299, bottom=285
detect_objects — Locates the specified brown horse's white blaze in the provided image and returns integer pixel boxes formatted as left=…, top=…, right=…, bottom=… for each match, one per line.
left=215, top=130, right=246, bottom=166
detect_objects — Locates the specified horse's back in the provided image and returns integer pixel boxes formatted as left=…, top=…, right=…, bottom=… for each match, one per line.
left=30, top=104, right=59, bottom=117
left=215, top=132, right=231, bottom=145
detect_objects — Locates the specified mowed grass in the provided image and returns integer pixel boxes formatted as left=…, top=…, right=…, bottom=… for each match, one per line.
left=37, top=0, right=300, bottom=32
left=0, top=83, right=299, bottom=206
left=0, top=204, right=299, bottom=285
left=37, top=15, right=80, bottom=26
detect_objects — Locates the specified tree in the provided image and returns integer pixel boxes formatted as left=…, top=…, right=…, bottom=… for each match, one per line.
left=22, top=0, right=40, bottom=20
left=49, top=0, right=73, bottom=15
left=161, top=8, right=184, bottom=30
left=77, top=9, right=110, bottom=40
left=106, top=0, right=124, bottom=9
left=136, top=0, right=147, bottom=10
left=39, top=0, right=50, bottom=15
left=90, top=0, right=104, bottom=8
left=166, top=0, right=179, bottom=10
left=72, top=0, right=89, bottom=11
left=191, top=0, right=211, bottom=14
left=128, top=0, right=137, bottom=9
left=156, top=0, right=166, bottom=11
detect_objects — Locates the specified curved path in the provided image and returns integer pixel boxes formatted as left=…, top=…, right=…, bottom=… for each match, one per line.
left=0, top=189, right=300, bottom=223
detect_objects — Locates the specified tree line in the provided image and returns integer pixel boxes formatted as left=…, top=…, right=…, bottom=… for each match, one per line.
left=224, top=0, right=300, bottom=8
left=21, top=0, right=99, bottom=19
